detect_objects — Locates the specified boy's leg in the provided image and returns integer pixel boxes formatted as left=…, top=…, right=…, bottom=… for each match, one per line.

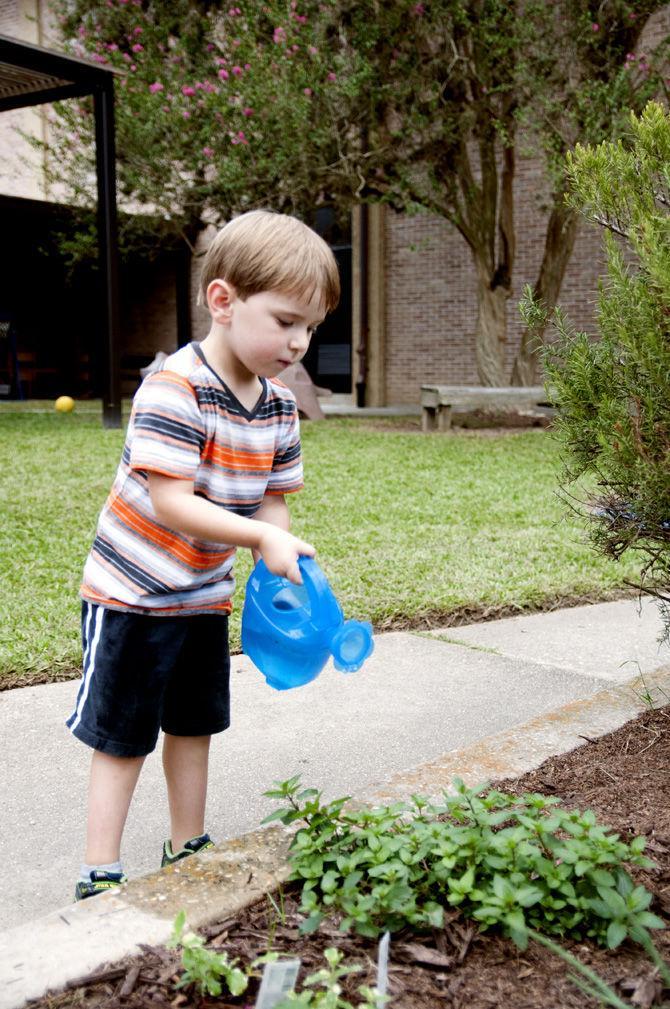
left=86, top=749, right=146, bottom=864
left=160, top=613, right=230, bottom=858
left=162, top=733, right=211, bottom=852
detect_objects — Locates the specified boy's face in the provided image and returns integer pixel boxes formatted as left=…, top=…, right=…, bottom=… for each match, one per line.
left=215, top=285, right=326, bottom=379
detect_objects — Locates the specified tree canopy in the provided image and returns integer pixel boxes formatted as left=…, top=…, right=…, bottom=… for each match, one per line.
left=47, top=0, right=669, bottom=382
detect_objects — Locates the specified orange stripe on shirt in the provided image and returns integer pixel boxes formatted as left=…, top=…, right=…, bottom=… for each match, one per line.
left=109, top=496, right=233, bottom=571
left=203, top=441, right=275, bottom=470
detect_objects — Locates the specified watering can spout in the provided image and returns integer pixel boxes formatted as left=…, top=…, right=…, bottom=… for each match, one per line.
left=241, top=557, right=374, bottom=690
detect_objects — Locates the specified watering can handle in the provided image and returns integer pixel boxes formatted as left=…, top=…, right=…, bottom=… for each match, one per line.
left=297, top=556, right=343, bottom=629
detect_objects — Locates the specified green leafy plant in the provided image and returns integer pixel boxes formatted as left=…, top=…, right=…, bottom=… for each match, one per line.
left=263, top=777, right=664, bottom=952
left=168, top=910, right=249, bottom=997
left=275, top=947, right=386, bottom=1009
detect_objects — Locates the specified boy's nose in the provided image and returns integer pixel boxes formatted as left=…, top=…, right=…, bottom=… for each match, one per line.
left=289, top=328, right=311, bottom=353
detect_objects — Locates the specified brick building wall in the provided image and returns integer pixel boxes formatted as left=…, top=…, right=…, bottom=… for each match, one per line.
left=383, top=6, right=670, bottom=404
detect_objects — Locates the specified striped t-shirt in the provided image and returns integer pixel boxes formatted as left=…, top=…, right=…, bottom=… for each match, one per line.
left=81, top=343, right=303, bottom=615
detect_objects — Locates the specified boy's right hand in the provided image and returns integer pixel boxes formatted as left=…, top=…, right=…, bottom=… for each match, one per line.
left=257, top=526, right=315, bottom=585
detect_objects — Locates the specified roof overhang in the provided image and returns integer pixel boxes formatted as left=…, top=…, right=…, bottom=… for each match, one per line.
left=0, top=34, right=120, bottom=112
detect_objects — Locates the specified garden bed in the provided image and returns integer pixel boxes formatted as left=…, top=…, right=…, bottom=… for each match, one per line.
left=26, top=706, right=670, bottom=1009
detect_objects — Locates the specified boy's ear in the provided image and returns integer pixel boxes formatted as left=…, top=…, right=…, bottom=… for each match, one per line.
left=207, top=279, right=236, bottom=323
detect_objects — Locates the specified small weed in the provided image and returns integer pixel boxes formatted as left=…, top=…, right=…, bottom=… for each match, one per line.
left=275, top=947, right=387, bottom=1008
left=168, top=910, right=248, bottom=997
left=631, top=672, right=670, bottom=709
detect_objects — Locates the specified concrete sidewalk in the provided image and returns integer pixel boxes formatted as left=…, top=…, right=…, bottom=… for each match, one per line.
left=1, top=596, right=669, bottom=1008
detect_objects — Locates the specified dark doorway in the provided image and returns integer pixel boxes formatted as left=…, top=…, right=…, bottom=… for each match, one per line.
left=0, top=195, right=98, bottom=399
left=301, top=244, right=352, bottom=394
left=0, top=194, right=180, bottom=400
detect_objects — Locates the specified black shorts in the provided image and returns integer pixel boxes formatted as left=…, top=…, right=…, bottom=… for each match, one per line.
left=66, top=602, right=230, bottom=757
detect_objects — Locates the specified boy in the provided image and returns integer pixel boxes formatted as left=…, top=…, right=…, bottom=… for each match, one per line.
left=67, top=210, right=340, bottom=899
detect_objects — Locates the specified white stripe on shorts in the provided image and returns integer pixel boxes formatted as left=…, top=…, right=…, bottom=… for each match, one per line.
left=68, top=603, right=104, bottom=735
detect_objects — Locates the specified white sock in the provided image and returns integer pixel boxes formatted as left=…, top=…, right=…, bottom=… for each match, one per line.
left=79, top=861, right=123, bottom=882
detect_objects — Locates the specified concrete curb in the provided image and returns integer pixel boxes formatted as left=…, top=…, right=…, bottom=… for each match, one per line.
left=2, top=667, right=669, bottom=1009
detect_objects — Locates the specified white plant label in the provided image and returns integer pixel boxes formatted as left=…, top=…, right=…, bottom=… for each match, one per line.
left=255, top=959, right=301, bottom=1009
left=377, top=930, right=391, bottom=1002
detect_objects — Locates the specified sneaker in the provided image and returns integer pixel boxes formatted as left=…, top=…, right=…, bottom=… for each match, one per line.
left=74, top=869, right=127, bottom=902
left=161, top=832, right=214, bottom=868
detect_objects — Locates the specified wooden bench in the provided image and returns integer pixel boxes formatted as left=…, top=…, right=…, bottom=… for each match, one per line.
left=420, top=385, right=551, bottom=432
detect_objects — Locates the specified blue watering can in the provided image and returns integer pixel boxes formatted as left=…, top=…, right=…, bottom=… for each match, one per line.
left=241, top=557, right=374, bottom=690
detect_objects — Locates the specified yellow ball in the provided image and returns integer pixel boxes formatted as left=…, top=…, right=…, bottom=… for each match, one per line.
left=55, top=395, right=75, bottom=413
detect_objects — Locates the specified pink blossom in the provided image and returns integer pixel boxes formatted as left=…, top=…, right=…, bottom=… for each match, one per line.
left=130, top=63, right=137, bottom=71
left=232, top=65, right=243, bottom=76
left=202, top=80, right=217, bottom=93
left=183, top=109, right=191, bottom=118
left=308, top=45, right=318, bottom=55
left=77, top=25, right=87, bottom=37
left=303, top=87, right=312, bottom=96
left=232, top=38, right=241, bottom=46
left=294, top=14, right=307, bottom=23
left=131, top=43, right=143, bottom=52
left=218, top=68, right=230, bottom=79
left=91, top=53, right=109, bottom=63
left=291, top=44, right=299, bottom=52
left=413, top=2, right=425, bottom=13
left=149, top=81, right=164, bottom=93
left=231, top=129, right=248, bottom=144
left=242, top=106, right=253, bottom=116
left=202, top=146, right=215, bottom=158
left=106, top=43, right=118, bottom=51
left=182, top=85, right=196, bottom=96
left=206, top=43, right=214, bottom=50
left=327, top=71, right=337, bottom=81
left=216, top=57, right=227, bottom=65
left=273, top=26, right=287, bottom=43
left=591, top=22, right=599, bottom=31
left=133, top=25, right=142, bottom=34
left=244, top=62, right=251, bottom=69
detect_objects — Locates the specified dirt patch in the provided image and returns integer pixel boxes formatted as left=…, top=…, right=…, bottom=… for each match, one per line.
left=27, top=705, right=670, bottom=1009
left=349, top=415, right=552, bottom=435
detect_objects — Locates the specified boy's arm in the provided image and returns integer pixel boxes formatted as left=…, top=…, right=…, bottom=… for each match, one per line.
left=250, top=493, right=291, bottom=564
left=147, top=474, right=313, bottom=584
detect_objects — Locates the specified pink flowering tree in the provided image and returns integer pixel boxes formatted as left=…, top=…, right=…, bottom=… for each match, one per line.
left=46, top=0, right=363, bottom=253
left=46, top=0, right=668, bottom=384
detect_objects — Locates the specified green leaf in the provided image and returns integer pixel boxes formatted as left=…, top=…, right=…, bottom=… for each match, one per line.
left=606, top=921, right=628, bottom=949
left=299, top=912, right=324, bottom=934
left=634, top=912, right=666, bottom=930
left=227, top=968, right=248, bottom=996
left=261, top=808, right=293, bottom=825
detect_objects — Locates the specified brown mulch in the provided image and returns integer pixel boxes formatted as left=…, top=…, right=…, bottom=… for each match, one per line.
left=28, top=707, right=670, bottom=1009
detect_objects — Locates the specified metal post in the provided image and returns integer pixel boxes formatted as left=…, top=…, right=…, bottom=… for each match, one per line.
left=94, top=80, right=122, bottom=428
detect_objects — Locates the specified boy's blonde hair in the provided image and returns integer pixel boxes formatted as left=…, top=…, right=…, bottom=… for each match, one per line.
left=200, top=209, right=340, bottom=312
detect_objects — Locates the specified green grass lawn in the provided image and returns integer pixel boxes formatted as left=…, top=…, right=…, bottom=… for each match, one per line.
left=0, top=405, right=639, bottom=688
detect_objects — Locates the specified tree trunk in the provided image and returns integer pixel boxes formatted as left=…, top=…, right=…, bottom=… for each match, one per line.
left=474, top=267, right=509, bottom=386
left=511, top=200, right=579, bottom=385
